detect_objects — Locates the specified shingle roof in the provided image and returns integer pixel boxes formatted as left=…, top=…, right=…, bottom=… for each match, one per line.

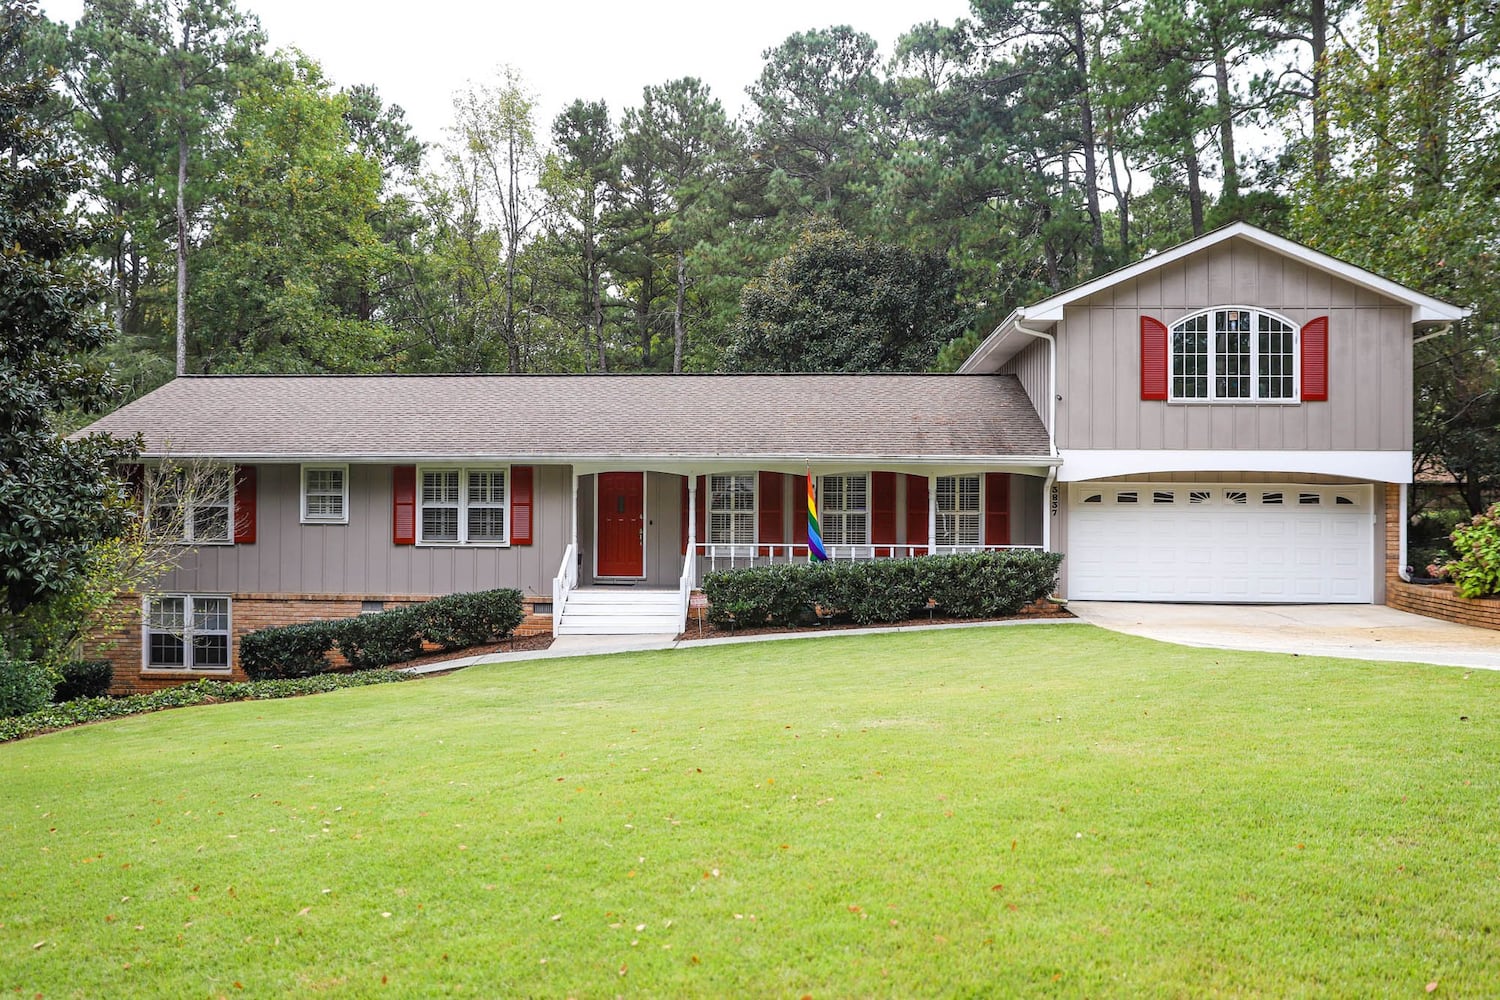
left=77, top=374, right=1051, bottom=462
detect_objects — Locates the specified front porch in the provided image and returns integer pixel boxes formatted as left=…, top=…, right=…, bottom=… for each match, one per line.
left=551, top=465, right=1054, bottom=636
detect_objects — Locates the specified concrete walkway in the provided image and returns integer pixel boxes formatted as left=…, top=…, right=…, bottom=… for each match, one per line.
left=401, top=603, right=1500, bottom=677
left=1068, top=602, right=1500, bottom=670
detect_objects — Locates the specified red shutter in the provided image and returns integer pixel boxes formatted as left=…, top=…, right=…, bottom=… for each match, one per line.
left=1141, top=316, right=1169, bottom=400
left=233, top=465, right=256, bottom=544
left=793, top=475, right=809, bottom=549
left=695, top=476, right=707, bottom=555
left=510, top=465, right=534, bottom=545
left=872, top=471, right=898, bottom=556
left=758, top=472, right=784, bottom=555
left=1301, top=315, right=1328, bottom=401
left=392, top=465, right=416, bottom=545
left=680, top=477, right=690, bottom=555
left=905, top=475, right=929, bottom=556
left=984, top=473, right=1011, bottom=547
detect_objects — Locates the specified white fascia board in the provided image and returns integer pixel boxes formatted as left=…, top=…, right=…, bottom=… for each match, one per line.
left=1023, top=223, right=1470, bottom=324
left=1057, top=448, right=1413, bottom=484
left=956, top=309, right=1026, bottom=374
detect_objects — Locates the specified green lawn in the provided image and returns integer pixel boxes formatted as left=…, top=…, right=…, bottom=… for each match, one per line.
left=2, top=624, right=1497, bottom=997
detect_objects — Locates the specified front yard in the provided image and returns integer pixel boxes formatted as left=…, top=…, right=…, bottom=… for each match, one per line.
left=1, top=625, right=1496, bottom=996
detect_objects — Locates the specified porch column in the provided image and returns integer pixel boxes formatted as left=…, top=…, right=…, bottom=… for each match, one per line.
left=928, top=474, right=938, bottom=552
left=570, top=470, right=579, bottom=557
left=686, top=472, right=698, bottom=579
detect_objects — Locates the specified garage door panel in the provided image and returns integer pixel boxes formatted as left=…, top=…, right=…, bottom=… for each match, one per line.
left=1068, top=482, right=1373, bottom=603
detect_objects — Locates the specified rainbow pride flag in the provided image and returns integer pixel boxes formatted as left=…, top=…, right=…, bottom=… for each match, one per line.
left=807, top=473, right=828, bottom=562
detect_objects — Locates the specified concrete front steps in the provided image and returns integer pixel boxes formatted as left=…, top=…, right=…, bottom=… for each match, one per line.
left=555, top=587, right=685, bottom=635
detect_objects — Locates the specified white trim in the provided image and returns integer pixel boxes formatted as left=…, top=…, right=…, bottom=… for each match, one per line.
left=141, top=593, right=233, bottom=674
left=299, top=463, right=349, bottom=524
left=593, top=471, right=647, bottom=580
left=132, top=452, right=1061, bottom=472
left=1057, top=449, right=1412, bottom=484
left=414, top=464, right=511, bottom=547
left=1023, top=223, right=1468, bottom=324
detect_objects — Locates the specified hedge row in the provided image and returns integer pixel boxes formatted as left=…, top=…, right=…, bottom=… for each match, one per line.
left=701, top=550, right=1064, bottom=627
left=0, top=671, right=409, bottom=743
left=238, top=588, right=527, bottom=680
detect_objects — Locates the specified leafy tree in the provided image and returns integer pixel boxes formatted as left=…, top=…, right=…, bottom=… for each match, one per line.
left=724, top=222, right=968, bottom=373
left=0, top=2, right=135, bottom=664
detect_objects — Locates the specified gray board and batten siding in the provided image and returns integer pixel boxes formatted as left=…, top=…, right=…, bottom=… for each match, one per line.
left=1005, top=238, right=1414, bottom=454
left=159, top=463, right=571, bottom=599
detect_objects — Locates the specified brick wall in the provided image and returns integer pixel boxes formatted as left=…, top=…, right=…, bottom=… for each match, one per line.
left=1382, top=483, right=1500, bottom=631
left=86, top=592, right=553, bottom=696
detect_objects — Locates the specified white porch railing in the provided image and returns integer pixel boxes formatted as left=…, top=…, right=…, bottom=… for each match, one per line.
left=695, top=542, right=1043, bottom=573
left=551, top=542, right=578, bottom=637
left=676, top=552, right=695, bottom=633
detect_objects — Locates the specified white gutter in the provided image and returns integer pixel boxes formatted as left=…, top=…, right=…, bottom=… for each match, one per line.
left=134, top=451, right=1064, bottom=467
left=1398, top=482, right=1411, bottom=582
left=1013, top=318, right=1060, bottom=554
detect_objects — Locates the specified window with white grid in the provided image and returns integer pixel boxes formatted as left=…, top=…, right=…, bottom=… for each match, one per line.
left=418, top=467, right=509, bottom=544
left=936, top=475, right=981, bottom=546
left=708, top=473, right=755, bottom=545
left=301, top=465, right=348, bottom=523
left=820, top=474, right=868, bottom=546
left=144, top=595, right=230, bottom=671
left=149, top=467, right=233, bottom=543
left=1170, top=308, right=1299, bottom=402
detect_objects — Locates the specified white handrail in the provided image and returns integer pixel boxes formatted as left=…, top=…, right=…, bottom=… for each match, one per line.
left=551, top=542, right=578, bottom=637
left=693, top=542, right=1043, bottom=574
left=676, top=553, right=695, bottom=634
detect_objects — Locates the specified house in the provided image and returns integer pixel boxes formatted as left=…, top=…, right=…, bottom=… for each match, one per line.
left=78, top=223, right=1470, bottom=692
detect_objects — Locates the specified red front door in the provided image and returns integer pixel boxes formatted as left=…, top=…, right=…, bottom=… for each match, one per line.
left=598, top=472, right=645, bottom=578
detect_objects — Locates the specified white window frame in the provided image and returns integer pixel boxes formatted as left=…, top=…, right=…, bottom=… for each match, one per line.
left=1168, top=306, right=1300, bottom=404
left=707, top=472, right=757, bottom=547
left=936, top=474, right=982, bottom=547
left=300, top=464, right=349, bottom=524
left=820, top=473, right=869, bottom=547
left=148, top=465, right=234, bottom=545
left=416, top=465, right=511, bottom=546
left=141, top=594, right=232, bottom=673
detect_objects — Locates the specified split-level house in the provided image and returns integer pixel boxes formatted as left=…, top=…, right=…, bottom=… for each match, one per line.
left=79, top=223, right=1470, bottom=692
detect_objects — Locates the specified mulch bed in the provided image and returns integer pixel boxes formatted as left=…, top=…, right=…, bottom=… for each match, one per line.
left=675, top=602, right=1073, bottom=642
left=398, top=633, right=554, bottom=670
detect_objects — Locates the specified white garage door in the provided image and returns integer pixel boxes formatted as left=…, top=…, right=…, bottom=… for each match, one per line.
left=1067, top=482, right=1374, bottom=603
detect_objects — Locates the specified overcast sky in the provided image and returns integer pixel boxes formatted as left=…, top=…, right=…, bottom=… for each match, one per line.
left=40, top=0, right=974, bottom=149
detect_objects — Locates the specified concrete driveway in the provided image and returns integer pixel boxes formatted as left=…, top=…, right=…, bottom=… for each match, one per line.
left=1068, top=602, right=1500, bottom=670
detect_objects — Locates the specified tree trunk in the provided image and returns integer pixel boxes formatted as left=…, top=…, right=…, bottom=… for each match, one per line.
left=672, top=246, right=686, bottom=373
left=1069, top=8, right=1105, bottom=265
left=1310, top=0, right=1329, bottom=183
left=1213, top=46, right=1239, bottom=203
left=175, top=22, right=190, bottom=377
left=1185, top=142, right=1205, bottom=236
left=504, top=129, right=521, bottom=373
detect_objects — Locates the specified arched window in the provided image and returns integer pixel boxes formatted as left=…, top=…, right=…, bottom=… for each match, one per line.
left=1170, top=307, right=1298, bottom=401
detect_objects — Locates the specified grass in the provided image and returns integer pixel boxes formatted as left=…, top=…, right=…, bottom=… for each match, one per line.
left=1, top=623, right=1497, bottom=997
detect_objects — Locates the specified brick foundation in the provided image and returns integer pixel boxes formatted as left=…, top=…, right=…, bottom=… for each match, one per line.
left=85, top=593, right=553, bottom=696
left=1382, top=483, right=1500, bottom=631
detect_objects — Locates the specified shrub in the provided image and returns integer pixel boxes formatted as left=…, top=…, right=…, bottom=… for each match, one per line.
left=239, top=620, right=340, bottom=680
left=702, top=550, right=1064, bottom=628
left=1446, top=503, right=1500, bottom=599
left=335, top=607, right=425, bottom=669
left=0, top=671, right=410, bottom=743
left=1, top=650, right=55, bottom=719
left=52, top=659, right=113, bottom=702
left=414, top=589, right=525, bottom=650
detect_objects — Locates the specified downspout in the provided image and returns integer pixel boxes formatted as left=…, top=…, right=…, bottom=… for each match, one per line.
left=1398, top=482, right=1411, bottom=582
left=1014, top=318, right=1059, bottom=552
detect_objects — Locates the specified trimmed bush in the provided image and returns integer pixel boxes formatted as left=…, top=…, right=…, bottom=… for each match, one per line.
left=414, top=589, right=525, bottom=651
left=335, top=607, right=425, bottom=670
left=1, top=651, right=55, bottom=719
left=702, top=550, right=1064, bottom=628
left=0, top=671, right=410, bottom=743
left=52, top=659, right=113, bottom=702
left=240, top=620, right=340, bottom=680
